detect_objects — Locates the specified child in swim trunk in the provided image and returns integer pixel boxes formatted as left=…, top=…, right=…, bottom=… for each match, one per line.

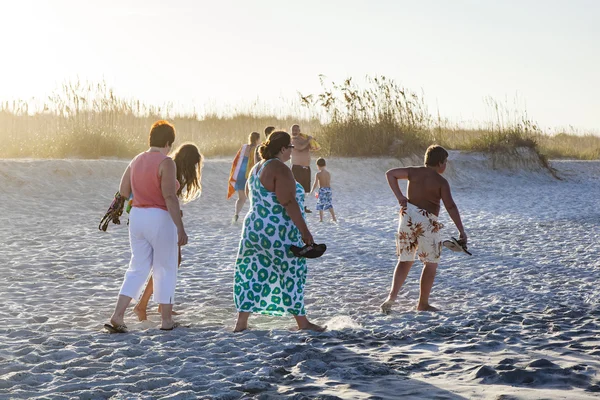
left=310, top=158, right=337, bottom=222
left=380, top=145, right=467, bottom=313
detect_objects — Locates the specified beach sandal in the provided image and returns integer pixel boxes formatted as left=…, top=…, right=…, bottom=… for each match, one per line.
left=443, top=237, right=472, bottom=255
left=160, top=322, right=181, bottom=331
left=290, top=243, right=327, bottom=259
left=99, top=192, right=125, bottom=232
left=103, top=323, right=128, bottom=334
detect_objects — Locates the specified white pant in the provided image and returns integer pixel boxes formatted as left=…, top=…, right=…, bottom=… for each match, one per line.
left=119, top=207, right=178, bottom=304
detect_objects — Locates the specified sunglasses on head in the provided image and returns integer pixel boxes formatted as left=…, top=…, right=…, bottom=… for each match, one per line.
left=286, top=144, right=295, bottom=149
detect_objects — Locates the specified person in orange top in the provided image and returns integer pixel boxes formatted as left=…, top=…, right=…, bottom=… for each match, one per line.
left=105, top=120, right=188, bottom=333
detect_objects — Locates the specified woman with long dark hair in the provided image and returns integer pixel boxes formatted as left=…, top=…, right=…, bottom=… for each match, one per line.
left=133, top=143, right=203, bottom=321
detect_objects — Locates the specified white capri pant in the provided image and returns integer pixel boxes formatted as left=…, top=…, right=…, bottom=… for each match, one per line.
left=119, top=207, right=178, bottom=304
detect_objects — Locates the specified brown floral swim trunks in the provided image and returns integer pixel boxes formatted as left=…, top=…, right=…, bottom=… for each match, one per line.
left=396, top=203, right=444, bottom=263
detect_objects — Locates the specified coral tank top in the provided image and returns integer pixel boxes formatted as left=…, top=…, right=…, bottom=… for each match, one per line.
left=130, top=151, right=178, bottom=211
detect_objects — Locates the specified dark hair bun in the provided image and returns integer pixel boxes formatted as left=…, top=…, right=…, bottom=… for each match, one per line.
left=259, top=131, right=291, bottom=160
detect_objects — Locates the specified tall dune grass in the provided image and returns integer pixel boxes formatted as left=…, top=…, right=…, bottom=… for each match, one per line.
left=0, top=78, right=598, bottom=161
left=299, top=75, right=432, bottom=158
left=0, top=81, right=319, bottom=159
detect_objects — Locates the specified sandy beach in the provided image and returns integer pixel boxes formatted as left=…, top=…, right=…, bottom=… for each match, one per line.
left=1, top=152, right=599, bottom=399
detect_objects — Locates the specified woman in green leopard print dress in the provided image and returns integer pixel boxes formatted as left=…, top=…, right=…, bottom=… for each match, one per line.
left=233, top=131, right=325, bottom=332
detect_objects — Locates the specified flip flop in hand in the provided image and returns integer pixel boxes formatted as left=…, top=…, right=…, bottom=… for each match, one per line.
left=290, top=243, right=327, bottom=258
left=443, top=237, right=472, bottom=255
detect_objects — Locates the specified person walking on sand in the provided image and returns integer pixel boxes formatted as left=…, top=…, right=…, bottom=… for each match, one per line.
left=229, top=132, right=261, bottom=223
left=380, top=145, right=467, bottom=313
left=310, top=157, right=337, bottom=223
left=290, top=124, right=320, bottom=214
left=233, top=131, right=325, bottom=332
left=255, top=126, right=276, bottom=162
left=133, top=143, right=203, bottom=321
left=105, top=120, right=187, bottom=333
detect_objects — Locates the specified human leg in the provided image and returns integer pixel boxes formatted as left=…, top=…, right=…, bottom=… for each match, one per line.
left=381, top=260, right=414, bottom=313
left=148, top=209, right=179, bottom=330
left=133, top=275, right=153, bottom=321
left=111, top=211, right=154, bottom=326
left=234, top=312, right=250, bottom=332
left=234, top=189, right=247, bottom=219
left=417, top=262, right=439, bottom=311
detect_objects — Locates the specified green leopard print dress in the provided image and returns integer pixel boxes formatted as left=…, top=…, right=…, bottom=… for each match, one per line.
left=234, top=159, right=307, bottom=316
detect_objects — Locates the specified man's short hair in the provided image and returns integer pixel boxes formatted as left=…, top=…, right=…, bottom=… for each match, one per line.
left=316, top=158, right=326, bottom=167
left=424, top=145, right=448, bottom=167
left=149, top=120, right=176, bottom=147
left=264, top=126, right=275, bottom=138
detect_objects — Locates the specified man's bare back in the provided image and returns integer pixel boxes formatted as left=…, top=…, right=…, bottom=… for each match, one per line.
left=316, top=169, right=331, bottom=188
left=406, top=167, right=446, bottom=216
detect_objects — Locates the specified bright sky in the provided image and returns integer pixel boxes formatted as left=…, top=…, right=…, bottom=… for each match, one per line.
left=1, top=0, right=598, bottom=131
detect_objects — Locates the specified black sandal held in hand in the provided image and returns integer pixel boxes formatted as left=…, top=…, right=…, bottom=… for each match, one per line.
left=99, top=192, right=125, bottom=232
left=290, top=243, right=327, bottom=258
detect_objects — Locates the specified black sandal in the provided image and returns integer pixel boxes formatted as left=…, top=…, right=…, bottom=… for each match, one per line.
left=290, top=243, right=327, bottom=258
left=104, top=323, right=128, bottom=334
left=99, top=192, right=125, bottom=231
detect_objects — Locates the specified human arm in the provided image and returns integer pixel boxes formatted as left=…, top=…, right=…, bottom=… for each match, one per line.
left=440, top=180, right=467, bottom=244
left=119, top=165, right=132, bottom=199
left=160, top=158, right=188, bottom=246
left=385, top=167, right=409, bottom=207
left=273, top=164, right=313, bottom=245
left=310, top=173, right=319, bottom=194
left=293, top=136, right=311, bottom=151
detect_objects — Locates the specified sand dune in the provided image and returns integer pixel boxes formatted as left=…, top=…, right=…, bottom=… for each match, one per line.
left=1, top=152, right=599, bottom=399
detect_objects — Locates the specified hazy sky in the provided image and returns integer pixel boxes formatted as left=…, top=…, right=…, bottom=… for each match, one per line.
left=1, top=0, right=598, bottom=131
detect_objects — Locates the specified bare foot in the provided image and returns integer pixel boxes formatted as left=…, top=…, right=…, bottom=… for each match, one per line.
left=157, top=305, right=181, bottom=316
left=416, top=304, right=440, bottom=311
left=233, top=323, right=248, bottom=333
left=380, top=299, right=395, bottom=314
left=298, top=323, right=327, bottom=332
left=133, top=304, right=147, bottom=321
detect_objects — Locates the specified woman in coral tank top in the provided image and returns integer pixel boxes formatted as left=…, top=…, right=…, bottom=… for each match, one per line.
left=105, top=120, right=188, bottom=333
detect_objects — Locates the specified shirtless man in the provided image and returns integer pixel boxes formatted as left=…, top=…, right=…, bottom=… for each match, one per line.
left=380, top=145, right=467, bottom=313
left=290, top=124, right=316, bottom=213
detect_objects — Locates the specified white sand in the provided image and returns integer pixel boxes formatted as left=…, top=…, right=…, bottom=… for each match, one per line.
left=1, top=152, right=599, bottom=399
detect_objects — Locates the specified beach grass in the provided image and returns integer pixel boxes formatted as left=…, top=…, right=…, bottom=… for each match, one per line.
left=0, top=78, right=597, bottom=161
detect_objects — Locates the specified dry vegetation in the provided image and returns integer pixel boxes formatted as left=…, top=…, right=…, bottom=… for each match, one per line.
left=0, top=78, right=598, bottom=160
left=0, top=81, right=319, bottom=159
